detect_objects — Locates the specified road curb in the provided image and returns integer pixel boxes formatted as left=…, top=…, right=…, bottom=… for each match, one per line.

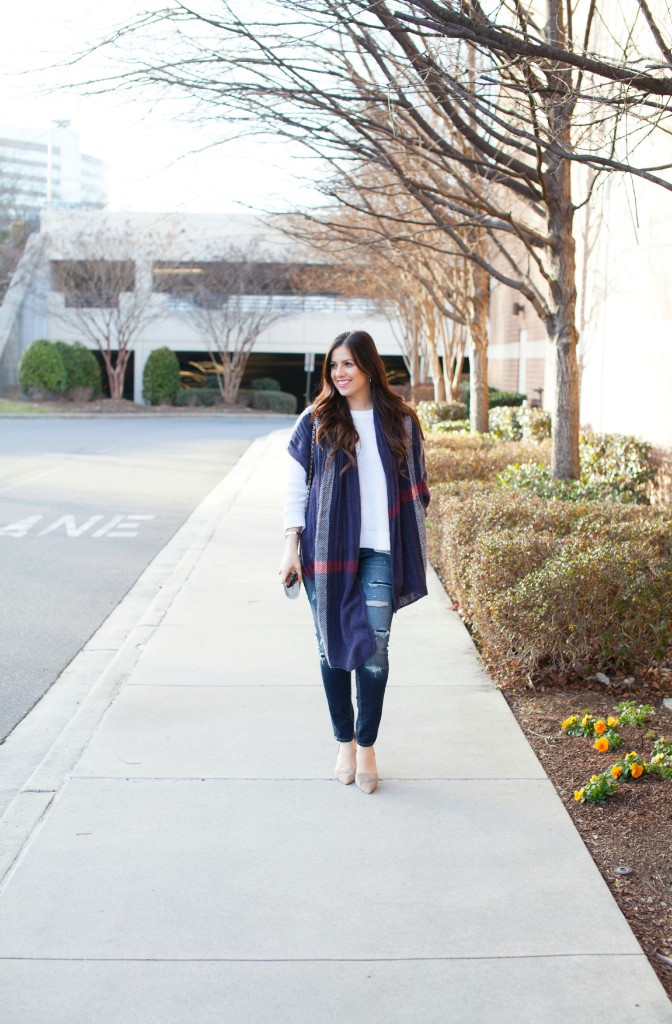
left=0, top=431, right=278, bottom=888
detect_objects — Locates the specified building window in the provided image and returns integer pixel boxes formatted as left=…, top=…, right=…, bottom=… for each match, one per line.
left=51, top=260, right=135, bottom=308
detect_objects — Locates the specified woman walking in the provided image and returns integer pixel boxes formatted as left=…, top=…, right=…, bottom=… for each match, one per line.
left=278, top=330, right=430, bottom=793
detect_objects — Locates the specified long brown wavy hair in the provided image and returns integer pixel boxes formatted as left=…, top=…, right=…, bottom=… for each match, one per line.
left=311, top=330, right=423, bottom=473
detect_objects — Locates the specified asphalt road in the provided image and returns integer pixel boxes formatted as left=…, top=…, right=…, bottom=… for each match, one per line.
left=0, top=415, right=290, bottom=741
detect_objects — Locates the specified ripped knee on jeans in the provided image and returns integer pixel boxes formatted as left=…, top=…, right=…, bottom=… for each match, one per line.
left=363, top=628, right=390, bottom=675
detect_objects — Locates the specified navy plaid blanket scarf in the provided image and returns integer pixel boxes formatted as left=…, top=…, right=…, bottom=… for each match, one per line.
left=288, top=407, right=430, bottom=671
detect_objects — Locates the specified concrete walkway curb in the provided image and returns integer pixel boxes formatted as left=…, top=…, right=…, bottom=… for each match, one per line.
left=0, top=428, right=670, bottom=1023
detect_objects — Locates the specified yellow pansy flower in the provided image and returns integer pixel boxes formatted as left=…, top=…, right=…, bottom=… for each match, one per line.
left=610, top=765, right=623, bottom=779
left=607, top=717, right=619, bottom=728
left=574, top=788, right=585, bottom=801
left=630, top=763, right=644, bottom=779
left=594, top=737, right=610, bottom=753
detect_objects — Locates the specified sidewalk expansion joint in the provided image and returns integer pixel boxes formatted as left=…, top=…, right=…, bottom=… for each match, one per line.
left=0, top=953, right=645, bottom=964
left=69, top=775, right=548, bottom=783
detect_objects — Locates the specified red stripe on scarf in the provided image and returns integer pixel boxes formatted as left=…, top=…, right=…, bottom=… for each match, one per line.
left=313, top=559, right=360, bottom=574
left=390, top=480, right=429, bottom=519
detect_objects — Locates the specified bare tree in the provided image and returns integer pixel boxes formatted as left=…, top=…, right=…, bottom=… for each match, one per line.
left=49, top=220, right=168, bottom=399
left=79, top=0, right=672, bottom=473
left=155, top=244, right=293, bottom=403
left=278, top=176, right=476, bottom=407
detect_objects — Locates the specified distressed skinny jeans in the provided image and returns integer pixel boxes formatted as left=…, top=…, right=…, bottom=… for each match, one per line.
left=303, top=548, right=393, bottom=747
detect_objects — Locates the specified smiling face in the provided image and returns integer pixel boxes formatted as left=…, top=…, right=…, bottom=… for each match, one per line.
left=329, top=344, right=372, bottom=408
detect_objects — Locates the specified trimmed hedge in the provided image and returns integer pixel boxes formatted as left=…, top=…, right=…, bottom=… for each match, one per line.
left=173, top=387, right=296, bottom=413
left=461, top=385, right=527, bottom=412
left=143, top=348, right=181, bottom=405
left=19, top=339, right=67, bottom=395
left=175, top=388, right=219, bottom=407
left=425, top=434, right=549, bottom=483
left=427, top=481, right=672, bottom=684
left=249, top=389, right=297, bottom=414
left=250, top=377, right=282, bottom=392
left=426, top=430, right=671, bottom=685
left=416, top=401, right=468, bottom=431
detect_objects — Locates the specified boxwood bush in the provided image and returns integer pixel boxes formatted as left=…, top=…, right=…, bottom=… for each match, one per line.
left=19, top=339, right=67, bottom=396
left=55, top=341, right=102, bottom=398
left=143, top=348, right=181, bottom=405
left=175, top=388, right=219, bottom=407
left=416, top=400, right=468, bottom=431
left=250, top=377, right=282, bottom=392
left=250, top=389, right=297, bottom=414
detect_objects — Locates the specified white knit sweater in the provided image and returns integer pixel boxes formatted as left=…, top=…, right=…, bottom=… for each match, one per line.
left=284, top=408, right=390, bottom=551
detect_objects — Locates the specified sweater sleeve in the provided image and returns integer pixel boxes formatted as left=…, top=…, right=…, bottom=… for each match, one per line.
left=284, top=451, right=308, bottom=530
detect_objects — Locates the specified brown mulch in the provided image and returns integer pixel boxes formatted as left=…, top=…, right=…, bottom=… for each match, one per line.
left=503, top=684, right=672, bottom=998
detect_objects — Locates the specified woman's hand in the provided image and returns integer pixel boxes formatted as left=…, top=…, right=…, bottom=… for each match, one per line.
left=278, top=533, right=303, bottom=587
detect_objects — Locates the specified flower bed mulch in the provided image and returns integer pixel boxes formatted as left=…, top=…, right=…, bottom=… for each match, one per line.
left=503, top=685, right=672, bottom=999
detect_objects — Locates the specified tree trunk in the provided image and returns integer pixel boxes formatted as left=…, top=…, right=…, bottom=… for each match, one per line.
left=110, top=354, right=127, bottom=399
left=407, top=330, right=421, bottom=387
left=429, top=347, right=446, bottom=402
left=548, top=314, right=580, bottom=478
left=544, top=0, right=581, bottom=479
left=101, top=349, right=127, bottom=399
left=451, top=331, right=466, bottom=401
left=469, top=262, right=490, bottom=433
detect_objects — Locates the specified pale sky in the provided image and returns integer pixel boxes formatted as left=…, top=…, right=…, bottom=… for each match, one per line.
left=0, top=0, right=320, bottom=214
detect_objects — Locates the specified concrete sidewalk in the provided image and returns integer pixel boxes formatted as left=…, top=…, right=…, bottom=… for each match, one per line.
left=1, top=428, right=670, bottom=1023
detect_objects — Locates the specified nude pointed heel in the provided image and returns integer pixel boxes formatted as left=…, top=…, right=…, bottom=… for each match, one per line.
left=355, top=745, right=379, bottom=793
left=335, top=766, right=356, bottom=785
left=335, top=741, right=356, bottom=785
left=355, top=772, right=379, bottom=794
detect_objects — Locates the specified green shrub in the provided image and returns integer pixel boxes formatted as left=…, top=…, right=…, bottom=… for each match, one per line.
left=488, top=406, right=552, bottom=442
left=250, top=389, right=297, bottom=414
left=520, top=408, right=552, bottom=442
left=250, top=377, right=282, bottom=392
left=428, top=482, right=672, bottom=684
left=175, top=388, right=219, bottom=407
left=417, top=400, right=468, bottom=431
left=579, top=432, right=654, bottom=503
left=143, top=347, right=181, bottom=405
left=463, top=385, right=526, bottom=412
left=498, top=431, right=655, bottom=504
left=434, top=419, right=470, bottom=434
left=54, top=341, right=102, bottom=397
left=489, top=388, right=526, bottom=409
left=19, top=339, right=67, bottom=395
left=489, top=406, right=522, bottom=440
